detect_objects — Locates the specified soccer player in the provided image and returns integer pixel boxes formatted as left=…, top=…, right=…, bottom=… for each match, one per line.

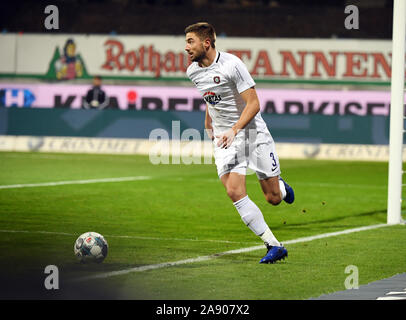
left=184, top=22, right=295, bottom=264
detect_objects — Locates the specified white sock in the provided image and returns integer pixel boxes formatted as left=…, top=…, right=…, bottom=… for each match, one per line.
left=279, top=179, right=287, bottom=199
left=233, top=195, right=268, bottom=236
left=260, top=227, right=281, bottom=247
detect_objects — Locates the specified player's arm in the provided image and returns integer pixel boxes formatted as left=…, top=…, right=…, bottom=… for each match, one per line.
left=205, top=103, right=214, bottom=141
left=233, top=87, right=260, bottom=133
left=216, top=87, right=260, bottom=149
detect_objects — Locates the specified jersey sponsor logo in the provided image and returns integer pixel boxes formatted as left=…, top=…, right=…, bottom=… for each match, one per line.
left=203, top=91, right=222, bottom=105
left=213, top=76, right=220, bottom=84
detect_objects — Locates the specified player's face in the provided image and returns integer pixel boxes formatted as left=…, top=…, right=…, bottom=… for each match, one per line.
left=185, top=32, right=206, bottom=62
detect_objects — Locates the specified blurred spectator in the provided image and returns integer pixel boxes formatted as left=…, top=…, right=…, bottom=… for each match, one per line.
left=83, top=76, right=109, bottom=109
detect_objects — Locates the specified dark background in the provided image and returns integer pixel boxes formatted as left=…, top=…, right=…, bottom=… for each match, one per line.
left=0, top=0, right=394, bottom=38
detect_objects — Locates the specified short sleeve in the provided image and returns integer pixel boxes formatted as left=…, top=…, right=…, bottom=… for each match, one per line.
left=229, top=57, right=256, bottom=94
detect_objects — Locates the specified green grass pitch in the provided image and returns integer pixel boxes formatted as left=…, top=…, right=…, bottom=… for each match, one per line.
left=0, top=151, right=405, bottom=299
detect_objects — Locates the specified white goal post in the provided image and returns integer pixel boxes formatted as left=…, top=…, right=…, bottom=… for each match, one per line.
left=387, top=0, right=406, bottom=225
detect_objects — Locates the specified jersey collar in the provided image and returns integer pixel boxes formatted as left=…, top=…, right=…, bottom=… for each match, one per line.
left=210, top=50, right=220, bottom=67
left=199, top=50, right=220, bottom=69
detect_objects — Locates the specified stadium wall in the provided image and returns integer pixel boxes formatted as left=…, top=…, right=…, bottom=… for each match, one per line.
left=0, top=104, right=397, bottom=161
left=0, top=33, right=397, bottom=161
left=0, top=33, right=393, bottom=85
left=0, top=108, right=391, bottom=145
left=0, top=83, right=395, bottom=116
left=0, top=134, right=399, bottom=162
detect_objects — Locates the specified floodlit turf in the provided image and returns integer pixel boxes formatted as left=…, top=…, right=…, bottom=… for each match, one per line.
left=0, top=151, right=405, bottom=299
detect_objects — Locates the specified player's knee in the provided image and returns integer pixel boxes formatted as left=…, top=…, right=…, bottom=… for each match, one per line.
left=265, top=192, right=282, bottom=206
left=226, top=187, right=245, bottom=202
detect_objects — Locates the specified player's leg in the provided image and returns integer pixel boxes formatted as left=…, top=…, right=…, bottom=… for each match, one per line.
left=279, top=176, right=295, bottom=204
left=239, top=136, right=290, bottom=263
left=220, top=171, right=247, bottom=202
left=258, top=176, right=283, bottom=205
left=215, top=142, right=286, bottom=263
left=250, top=139, right=295, bottom=205
left=250, top=174, right=288, bottom=263
left=258, top=176, right=294, bottom=205
left=220, top=172, right=282, bottom=253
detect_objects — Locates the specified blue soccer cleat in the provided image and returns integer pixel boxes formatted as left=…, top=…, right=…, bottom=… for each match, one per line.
left=279, top=177, right=295, bottom=204
left=259, top=245, right=288, bottom=264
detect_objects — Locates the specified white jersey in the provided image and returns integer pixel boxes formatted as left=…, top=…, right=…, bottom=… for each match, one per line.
left=187, top=51, right=271, bottom=142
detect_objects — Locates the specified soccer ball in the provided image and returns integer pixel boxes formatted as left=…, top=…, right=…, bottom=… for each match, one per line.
left=74, top=232, right=108, bottom=263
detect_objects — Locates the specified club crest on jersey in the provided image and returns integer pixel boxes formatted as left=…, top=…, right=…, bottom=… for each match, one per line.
left=213, top=76, right=220, bottom=84
left=203, top=91, right=222, bottom=105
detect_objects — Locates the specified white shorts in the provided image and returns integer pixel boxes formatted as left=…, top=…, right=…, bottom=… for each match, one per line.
left=213, top=131, right=281, bottom=180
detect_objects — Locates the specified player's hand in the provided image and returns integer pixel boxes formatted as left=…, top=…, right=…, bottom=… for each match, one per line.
left=216, top=128, right=237, bottom=149
left=205, top=128, right=215, bottom=141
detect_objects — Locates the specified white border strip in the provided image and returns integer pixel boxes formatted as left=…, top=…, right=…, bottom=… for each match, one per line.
left=0, top=176, right=151, bottom=189
left=73, top=223, right=389, bottom=282
left=0, top=135, right=402, bottom=162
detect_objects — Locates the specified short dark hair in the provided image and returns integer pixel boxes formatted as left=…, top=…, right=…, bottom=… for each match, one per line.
left=184, top=22, right=216, bottom=49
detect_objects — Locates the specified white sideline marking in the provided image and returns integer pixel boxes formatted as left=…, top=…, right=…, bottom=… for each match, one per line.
left=291, top=182, right=387, bottom=190
left=0, top=229, right=255, bottom=245
left=107, top=234, right=252, bottom=244
left=0, top=175, right=383, bottom=191
left=73, top=223, right=389, bottom=282
left=376, top=288, right=406, bottom=300
left=0, top=176, right=151, bottom=189
left=385, top=291, right=406, bottom=295
left=190, top=178, right=386, bottom=190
